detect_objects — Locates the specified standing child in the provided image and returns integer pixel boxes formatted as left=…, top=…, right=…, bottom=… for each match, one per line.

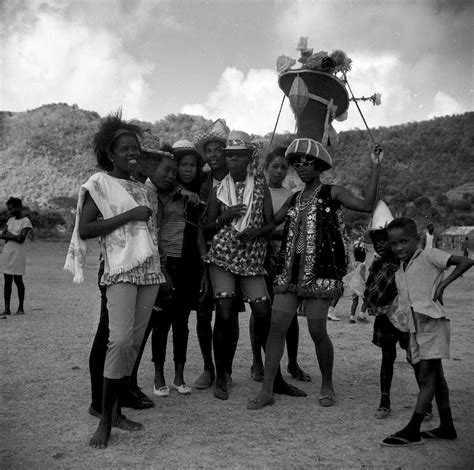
left=1, top=197, right=33, bottom=316
left=205, top=131, right=305, bottom=401
left=347, top=242, right=369, bottom=324
left=64, top=111, right=164, bottom=449
left=151, top=140, right=204, bottom=397
left=382, top=217, right=474, bottom=446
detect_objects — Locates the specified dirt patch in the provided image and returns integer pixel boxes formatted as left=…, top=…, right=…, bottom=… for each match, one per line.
left=1, top=241, right=473, bottom=468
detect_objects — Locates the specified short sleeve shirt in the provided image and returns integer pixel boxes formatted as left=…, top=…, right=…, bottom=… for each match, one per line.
left=395, top=248, right=451, bottom=323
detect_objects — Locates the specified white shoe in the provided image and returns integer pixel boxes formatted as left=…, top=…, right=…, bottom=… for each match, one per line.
left=153, top=385, right=170, bottom=397
left=327, top=313, right=341, bottom=321
left=171, top=383, right=192, bottom=395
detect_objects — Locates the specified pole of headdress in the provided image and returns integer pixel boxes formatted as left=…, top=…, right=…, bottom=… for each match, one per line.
left=268, top=94, right=286, bottom=150
left=343, top=73, right=376, bottom=145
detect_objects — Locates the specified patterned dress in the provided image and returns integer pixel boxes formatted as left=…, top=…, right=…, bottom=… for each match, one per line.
left=274, top=184, right=349, bottom=299
left=205, top=177, right=267, bottom=276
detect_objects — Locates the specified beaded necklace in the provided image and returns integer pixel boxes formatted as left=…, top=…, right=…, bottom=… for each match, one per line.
left=296, top=184, right=322, bottom=210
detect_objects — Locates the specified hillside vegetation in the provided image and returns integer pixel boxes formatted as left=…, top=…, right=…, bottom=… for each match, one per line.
left=0, top=104, right=473, bottom=234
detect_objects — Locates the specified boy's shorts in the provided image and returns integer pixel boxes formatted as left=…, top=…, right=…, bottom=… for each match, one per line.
left=408, top=312, right=450, bottom=364
left=372, top=314, right=409, bottom=350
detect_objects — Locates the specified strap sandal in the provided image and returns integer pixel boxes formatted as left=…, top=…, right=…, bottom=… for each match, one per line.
left=375, top=407, right=391, bottom=419
left=153, top=385, right=170, bottom=397
left=381, top=434, right=423, bottom=447
left=247, top=395, right=275, bottom=410
left=318, top=394, right=335, bottom=407
left=171, top=383, right=192, bottom=395
left=287, top=364, right=311, bottom=382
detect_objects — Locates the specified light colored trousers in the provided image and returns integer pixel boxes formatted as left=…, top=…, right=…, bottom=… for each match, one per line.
left=104, top=283, right=159, bottom=380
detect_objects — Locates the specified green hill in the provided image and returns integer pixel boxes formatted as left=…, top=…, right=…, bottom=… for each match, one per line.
left=0, top=104, right=473, bottom=233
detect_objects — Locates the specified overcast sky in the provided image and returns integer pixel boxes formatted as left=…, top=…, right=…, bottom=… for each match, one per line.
left=1, top=0, right=473, bottom=134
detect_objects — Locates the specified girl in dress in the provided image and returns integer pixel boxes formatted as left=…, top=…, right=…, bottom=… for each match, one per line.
left=151, top=140, right=205, bottom=397
left=1, top=197, right=33, bottom=316
left=64, top=111, right=164, bottom=449
left=250, top=147, right=311, bottom=383
left=248, top=139, right=382, bottom=410
left=204, top=131, right=305, bottom=401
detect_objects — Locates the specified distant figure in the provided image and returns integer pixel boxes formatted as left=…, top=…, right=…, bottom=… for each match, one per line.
left=421, top=223, right=440, bottom=249
left=0, top=197, right=33, bottom=316
left=461, top=237, right=469, bottom=258
left=346, top=243, right=369, bottom=324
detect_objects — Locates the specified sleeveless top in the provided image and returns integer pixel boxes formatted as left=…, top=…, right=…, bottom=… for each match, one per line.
left=274, top=184, right=349, bottom=298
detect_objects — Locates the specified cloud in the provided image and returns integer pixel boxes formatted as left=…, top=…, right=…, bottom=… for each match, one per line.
left=428, top=92, right=464, bottom=118
left=1, top=8, right=153, bottom=118
left=272, top=0, right=473, bottom=131
left=180, top=55, right=416, bottom=136
left=182, top=67, right=295, bottom=135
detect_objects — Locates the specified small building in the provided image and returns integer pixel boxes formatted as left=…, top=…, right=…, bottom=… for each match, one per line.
left=440, top=226, right=474, bottom=252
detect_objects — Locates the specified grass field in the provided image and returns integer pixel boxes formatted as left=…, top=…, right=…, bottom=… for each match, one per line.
left=1, top=241, right=473, bottom=469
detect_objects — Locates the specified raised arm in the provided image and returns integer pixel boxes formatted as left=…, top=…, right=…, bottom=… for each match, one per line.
left=332, top=144, right=382, bottom=212
left=433, top=255, right=474, bottom=304
left=78, top=192, right=152, bottom=239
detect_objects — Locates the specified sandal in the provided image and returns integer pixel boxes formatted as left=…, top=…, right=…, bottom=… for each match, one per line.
left=153, top=385, right=170, bottom=397
left=287, top=364, right=311, bottom=382
left=247, top=395, right=275, bottom=410
left=375, top=407, right=391, bottom=419
left=421, top=428, right=457, bottom=440
left=318, top=395, right=335, bottom=407
left=381, top=434, right=423, bottom=447
left=171, top=383, right=192, bottom=395
left=122, top=387, right=155, bottom=409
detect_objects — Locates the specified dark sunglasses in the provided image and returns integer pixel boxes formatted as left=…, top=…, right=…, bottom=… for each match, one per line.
left=292, top=160, right=315, bottom=169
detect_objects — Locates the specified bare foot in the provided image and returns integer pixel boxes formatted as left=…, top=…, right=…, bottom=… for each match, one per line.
left=113, top=414, right=143, bottom=431
left=89, top=421, right=111, bottom=449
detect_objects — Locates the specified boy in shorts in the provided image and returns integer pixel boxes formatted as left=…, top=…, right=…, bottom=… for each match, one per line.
left=382, top=217, right=473, bottom=446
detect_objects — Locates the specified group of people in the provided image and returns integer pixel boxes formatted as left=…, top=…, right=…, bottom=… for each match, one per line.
left=61, top=111, right=473, bottom=449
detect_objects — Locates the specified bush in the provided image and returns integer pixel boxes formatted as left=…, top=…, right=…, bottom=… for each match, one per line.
left=414, top=196, right=432, bottom=208
left=0, top=207, right=66, bottom=235
left=451, top=200, right=471, bottom=211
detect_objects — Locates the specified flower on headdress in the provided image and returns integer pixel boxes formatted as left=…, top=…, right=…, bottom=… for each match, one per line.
left=277, top=55, right=297, bottom=74
left=276, top=39, right=353, bottom=76
left=296, top=37, right=308, bottom=51
left=372, top=93, right=382, bottom=105
left=330, top=50, right=352, bottom=74
left=320, top=56, right=336, bottom=73
left=298, top=48, right=313, bottom=65
left=304, top=51, right=327, bottom=70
